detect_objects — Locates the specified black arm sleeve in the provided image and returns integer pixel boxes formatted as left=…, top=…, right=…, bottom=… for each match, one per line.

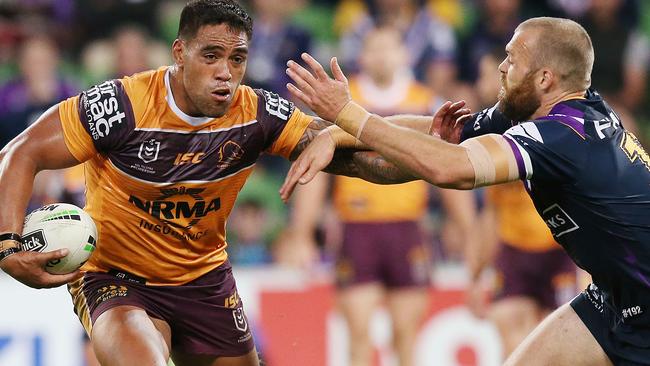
left=460, top=103, right=515, bottom=142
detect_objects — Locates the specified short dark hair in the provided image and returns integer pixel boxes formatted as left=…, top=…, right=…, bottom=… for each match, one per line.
left=178, top=0, right=253, bottom=41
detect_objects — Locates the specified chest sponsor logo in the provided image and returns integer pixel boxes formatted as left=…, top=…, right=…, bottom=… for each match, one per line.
left=81, top=81, right=127, bottom=140
left=138, top=138, right=161, bottom=163
left=131, top=187, right=219, bottom=242
left=541, top=204, right=579, bottom=237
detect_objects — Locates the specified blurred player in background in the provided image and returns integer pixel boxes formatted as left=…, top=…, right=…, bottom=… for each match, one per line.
left=466, top=50, right=577, bottom=360
left=0, top=1, right=443, bottom=365
left=283, top=17, right=650, bottom=365
left=283, top=26, right=477, bottom=366
left=338, top=0, right=458, bottom=103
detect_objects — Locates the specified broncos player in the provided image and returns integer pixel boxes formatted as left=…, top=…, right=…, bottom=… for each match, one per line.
left=282, top=17, right=650, bottom=366
left=0, top=1, right=442, bottom=365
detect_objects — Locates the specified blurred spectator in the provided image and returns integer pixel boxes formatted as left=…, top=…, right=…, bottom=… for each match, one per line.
left=0, top=0, right=76, bottom=58
left=525, top=0, right=590, bottom=18
left=280, top=27, right=477, bottom=366
left=245, top=0, right=313, bottom=97
left=581, top=0, right=649, bottom=115
left=81, top=24, right=170, bottom=85
left=73, top=0, right=160, bottom=52
left=113, top=25, right=153, bottom=78
left=458, top=0, right=522, bottom=83
left=228, top=198, right=272, bottom=266
left=337, top=0, right=458, bottom=100
left=0, top=34, right=81, bottom=211
left=228, top=167, right=288, bottom=266
left=0, top=34, right=78, bottom=147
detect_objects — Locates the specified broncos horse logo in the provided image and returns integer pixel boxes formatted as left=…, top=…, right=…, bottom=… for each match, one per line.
left=217, top=140, right=245, bottom=169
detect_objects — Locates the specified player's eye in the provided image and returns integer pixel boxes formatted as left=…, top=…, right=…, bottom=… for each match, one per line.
left=204, top=54, right=217, bottom=62
left=232, top=55, right=246, bottom=64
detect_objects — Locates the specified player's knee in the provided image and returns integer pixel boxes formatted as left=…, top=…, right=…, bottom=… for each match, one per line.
left=92, top=308, right=170, bottom=365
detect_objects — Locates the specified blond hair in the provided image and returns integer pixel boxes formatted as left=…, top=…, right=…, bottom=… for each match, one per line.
left=517, top=17, right=594, bottom=91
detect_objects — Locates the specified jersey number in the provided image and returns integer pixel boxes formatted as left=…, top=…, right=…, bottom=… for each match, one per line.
left=620, top=131, right=650, bottom=171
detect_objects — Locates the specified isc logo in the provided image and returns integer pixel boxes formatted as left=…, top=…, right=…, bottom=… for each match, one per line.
left=174, top=152, right=205, bottom=166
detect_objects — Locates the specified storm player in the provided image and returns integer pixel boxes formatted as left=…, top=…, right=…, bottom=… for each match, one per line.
left=282, top=17, right=650, bottom=365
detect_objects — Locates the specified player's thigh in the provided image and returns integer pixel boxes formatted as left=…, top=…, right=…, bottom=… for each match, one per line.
left=91, top=305, right=171, bottom=366
left=171, top=348, right=259, bottom=366
left=505, top=303, right=612, bottom=366
left=337, top=283, right=383, bottom=333
left=386, top=287, right=429, bottom=332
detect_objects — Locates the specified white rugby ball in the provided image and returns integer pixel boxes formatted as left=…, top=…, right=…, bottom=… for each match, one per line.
left=22, top=203, right=98, bottom=274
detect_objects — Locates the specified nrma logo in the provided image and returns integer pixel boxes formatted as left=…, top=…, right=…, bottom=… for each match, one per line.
left=128, top=195, right=220, bottom=221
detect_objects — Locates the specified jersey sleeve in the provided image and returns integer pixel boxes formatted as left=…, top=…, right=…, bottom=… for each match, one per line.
left=253, top=89, right=312, bottom=158
left=58, top=79, right=136, bottom=161
left=502, top=120, right=588, bottom=183
left=460, top=103, right=514, bottom=142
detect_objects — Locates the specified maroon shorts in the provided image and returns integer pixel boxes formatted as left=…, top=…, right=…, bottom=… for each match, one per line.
left=70, top=260, right=254, bottom=357
left=493, top=243, right=577, bottom=309
left=335, top=221, right=431, bottom=289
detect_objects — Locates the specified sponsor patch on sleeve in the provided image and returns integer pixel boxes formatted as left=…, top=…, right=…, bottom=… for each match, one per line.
left=78, top=80, right=135, bottom=152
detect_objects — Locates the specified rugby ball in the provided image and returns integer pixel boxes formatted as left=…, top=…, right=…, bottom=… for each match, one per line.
left=22, top=203, right=97, bottom=274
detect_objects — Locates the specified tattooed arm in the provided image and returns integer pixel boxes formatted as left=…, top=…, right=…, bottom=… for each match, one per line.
left=327, top=149, right=417, bottom=184
left=281, top=118, right=418, bottom=201
left=288, top=117, right=333, bottom=161
left=289, top=118, right=417, bottom=182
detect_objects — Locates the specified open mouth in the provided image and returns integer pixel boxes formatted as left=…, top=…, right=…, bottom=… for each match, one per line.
left=211, top=88, right=231, bottom=102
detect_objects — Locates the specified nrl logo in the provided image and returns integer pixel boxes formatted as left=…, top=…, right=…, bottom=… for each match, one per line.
left=138, top=138, right=160, bottom=163
left=232, top=308, right=248, bottom=332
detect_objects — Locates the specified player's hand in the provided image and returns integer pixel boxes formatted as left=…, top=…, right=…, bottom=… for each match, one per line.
left=0, top=249, right=82, bottom=289
left=286, top=53, right=351, bottom=122
left=465, top=279, right=490, bottom=319
left=273, top=229, right=319, bottom=269
left=280, top=130, right=335, bottom=202
left=429, top=100, right=473, bottom=144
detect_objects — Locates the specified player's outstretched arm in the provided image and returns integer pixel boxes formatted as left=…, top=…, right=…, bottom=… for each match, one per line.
left=285, top=53, right=475, bottom=189
left=285, top=53, right=522, bottom=192
left=280, top=79, right=472, bottom=201
left=0, top=104, right=84, bottom=288
left=282, top=117, right=417, bottom=202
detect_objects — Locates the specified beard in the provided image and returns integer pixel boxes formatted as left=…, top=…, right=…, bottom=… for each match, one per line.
left=498, top=71, right=541, bottom=122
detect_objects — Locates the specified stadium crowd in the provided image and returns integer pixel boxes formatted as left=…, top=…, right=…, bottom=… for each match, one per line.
left=1, top=0, right=649, bottom=365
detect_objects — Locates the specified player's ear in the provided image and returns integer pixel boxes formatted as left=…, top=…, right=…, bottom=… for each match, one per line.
left=172, top=39, right=185, bottom=66
left=538, top=68, right=554, bottom=91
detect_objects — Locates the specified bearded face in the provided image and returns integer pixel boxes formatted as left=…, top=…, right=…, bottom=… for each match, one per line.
left=497, top=69, right=541, bottom=122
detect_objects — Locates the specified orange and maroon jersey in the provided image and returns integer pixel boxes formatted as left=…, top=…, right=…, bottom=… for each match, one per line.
left=58, top=67, right=311, bottom=285
left=486, top=182, right=559, bottom=252
left=333, top=75, right=431, bottom=222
